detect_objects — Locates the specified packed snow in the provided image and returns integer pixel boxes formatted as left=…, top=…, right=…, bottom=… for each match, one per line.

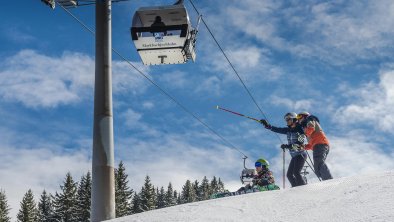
left=106, top=171, right=394, bottom=222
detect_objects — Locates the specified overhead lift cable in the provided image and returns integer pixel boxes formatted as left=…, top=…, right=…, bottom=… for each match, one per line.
left=56, top=2, right=249, bottom=159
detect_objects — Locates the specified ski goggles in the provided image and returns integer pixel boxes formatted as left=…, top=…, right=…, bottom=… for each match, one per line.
left=255, top=162, right=266, bottom=168
left=284, top=117, right=292, bottom=121
left=296, top=114, right=306, bottom=120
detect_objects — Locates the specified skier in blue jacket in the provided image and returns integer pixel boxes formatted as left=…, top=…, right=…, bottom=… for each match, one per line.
left=260, top=112, right=307, bottom=187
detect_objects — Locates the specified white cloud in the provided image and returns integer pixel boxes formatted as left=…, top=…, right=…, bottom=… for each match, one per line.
left=197, top=45, right=283, bottom=94
left=228, top=47, right=262, bottom=69
left=194, top=76, right=222, bottom=96
left=118, top=106, right=163, bottom=137
left=142, top=101, right=154, bottom=109
left=121, top=108, right=143, bottom=129
left=112, top=60, right=150, bottom=95
left=217, top=0, right=394, bottom=65
left=335, top=70, right=394, bottom=133
left=3, top=25, right=36, bottom=44
left=0, top=50, right=149, bottom=108
left=329, top=132, right=394, bottom=177
left=0, top=146, right=90, bottom=220
left=306, top=1, right=394, bottom=59
left=270, top=95, right=314, bottom=111
left=0, top=50, right=92, bottom=108
left=157, top=70, right=188, bottom=89
left=225, top=0, right=285, bottom=49
left=115, top=134, right=244, bottom=192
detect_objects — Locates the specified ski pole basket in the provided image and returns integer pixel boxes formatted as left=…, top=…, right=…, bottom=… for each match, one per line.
left=301, top=166, right=309, bottom=184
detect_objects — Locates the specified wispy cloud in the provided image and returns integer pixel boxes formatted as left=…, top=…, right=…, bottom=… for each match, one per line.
left=2, top=26, right=36, bottom=44
left=157, top=70, right=189, bottom=89
left=0, top=50, right=149, bottom=108
left=215, top=0, right=394, bottom=65
left=115, top=132, right=244, bottom=192
left=329, top=132, right=394, bottom=178
left=335, top=70, right=394, bottom=133
left=0, top=143, right=90, bottom=219
left=269, top=96, right=314, bottom=112
left=0, top=50, right=93, bottom=108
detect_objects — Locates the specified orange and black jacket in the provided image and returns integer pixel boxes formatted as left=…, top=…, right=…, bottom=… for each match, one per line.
left=301, top=115, right=329, bottom=150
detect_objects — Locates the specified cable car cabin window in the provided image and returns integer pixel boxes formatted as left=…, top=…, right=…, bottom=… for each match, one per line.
left=131, top=24, right=188, bottom=41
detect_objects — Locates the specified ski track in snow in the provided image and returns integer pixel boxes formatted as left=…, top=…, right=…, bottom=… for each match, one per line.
left=107, top=171, right=394, bottom=222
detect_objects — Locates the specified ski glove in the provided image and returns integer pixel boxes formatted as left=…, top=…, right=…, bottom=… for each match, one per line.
left=281, top=144, right=303, bottom=151
left=260, top=119, right=272, bottom=129
left=281, top=144, right=291, bottom=150
left=305, top=144, right=313, bottom=150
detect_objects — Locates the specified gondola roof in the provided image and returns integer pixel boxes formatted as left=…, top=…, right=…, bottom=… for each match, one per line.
left=133, top=4, right=189, bottom=27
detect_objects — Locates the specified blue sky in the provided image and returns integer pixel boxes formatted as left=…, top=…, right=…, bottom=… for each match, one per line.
left=1, top=0, right=394, bottom=218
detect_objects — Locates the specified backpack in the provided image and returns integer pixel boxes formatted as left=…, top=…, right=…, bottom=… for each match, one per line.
left=300, top=115, right=320, bottom=127
left=307, top=115, right=320, bottom=123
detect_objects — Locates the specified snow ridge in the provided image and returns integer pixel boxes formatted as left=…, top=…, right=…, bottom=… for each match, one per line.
left=107, top=171, right=394, bottom=222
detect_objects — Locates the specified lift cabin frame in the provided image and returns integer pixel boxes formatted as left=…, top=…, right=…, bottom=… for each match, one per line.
left=240, top=157, right=256, bottom=185
left=131, top=4, right=197, bottom=65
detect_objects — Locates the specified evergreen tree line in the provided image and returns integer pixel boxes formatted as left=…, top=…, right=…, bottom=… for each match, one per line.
left=0, top=161, right=226, bottom=222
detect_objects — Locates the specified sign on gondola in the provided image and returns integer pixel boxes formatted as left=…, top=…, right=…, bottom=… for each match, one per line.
left=131, top=3, right=198, bottom=65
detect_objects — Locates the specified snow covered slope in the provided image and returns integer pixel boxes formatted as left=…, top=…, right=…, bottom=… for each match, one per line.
left=107, top=171, right=394, bottom=222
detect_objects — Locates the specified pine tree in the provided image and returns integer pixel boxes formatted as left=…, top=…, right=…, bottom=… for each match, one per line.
left=199, top=176, right=210, bottom=200
left=192, top=180, right=200, bottom=201
left=139, top=176, right=156, bottom=211
left=165, top=183, right=176, bottom=207
left=131, top=191, right=142, bottom=214
left=115, top=162, right=133, bottom=217
left=180, top=180, right=196, bottom=204
left=0, top=190, right=11, bottom=222
left=37, top=190, right=54, bottom=222
left=218, top=177, right=225, bottom=192
left=53, top=172, right=78, bottom=222
left=152, top=185, right=157, bottom=209
left=17, top=189, right=38, bottom=222
left=76, top=172, right=91, bottom=222
left=175, top=191, right=181, bottom=205
left=156, top=187, right=166, bottom=209
left=210, top=176, right=219, bottom=194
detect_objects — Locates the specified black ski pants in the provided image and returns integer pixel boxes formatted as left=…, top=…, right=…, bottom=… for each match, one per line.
left=313, top=144, right=333, bottom=180
left=287, top=154, right=307, bottom=187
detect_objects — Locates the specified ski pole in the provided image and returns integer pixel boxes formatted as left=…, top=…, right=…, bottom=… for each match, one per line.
left=216, top=106, right=261, bottom=123
left=301, top=151, right=322, bottom=181
left=304, top=151, right=322, bottom=181
left=283, top=148, right=286, bottom=189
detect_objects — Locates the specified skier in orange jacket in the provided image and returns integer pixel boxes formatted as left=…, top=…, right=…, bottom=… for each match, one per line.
left=297, top=112, right=333, bottom=180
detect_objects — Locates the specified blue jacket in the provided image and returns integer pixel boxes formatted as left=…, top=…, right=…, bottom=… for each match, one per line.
left=270, top=124, right=307, bottom=158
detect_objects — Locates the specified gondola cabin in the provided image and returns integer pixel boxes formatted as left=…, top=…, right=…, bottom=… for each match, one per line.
left=131, top=4, right=197, bottom=65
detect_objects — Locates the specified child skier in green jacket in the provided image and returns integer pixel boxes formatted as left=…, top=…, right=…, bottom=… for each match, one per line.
left=242, top=158, right=278, bottom=192
left=210, top=158, right=279, bottom=199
